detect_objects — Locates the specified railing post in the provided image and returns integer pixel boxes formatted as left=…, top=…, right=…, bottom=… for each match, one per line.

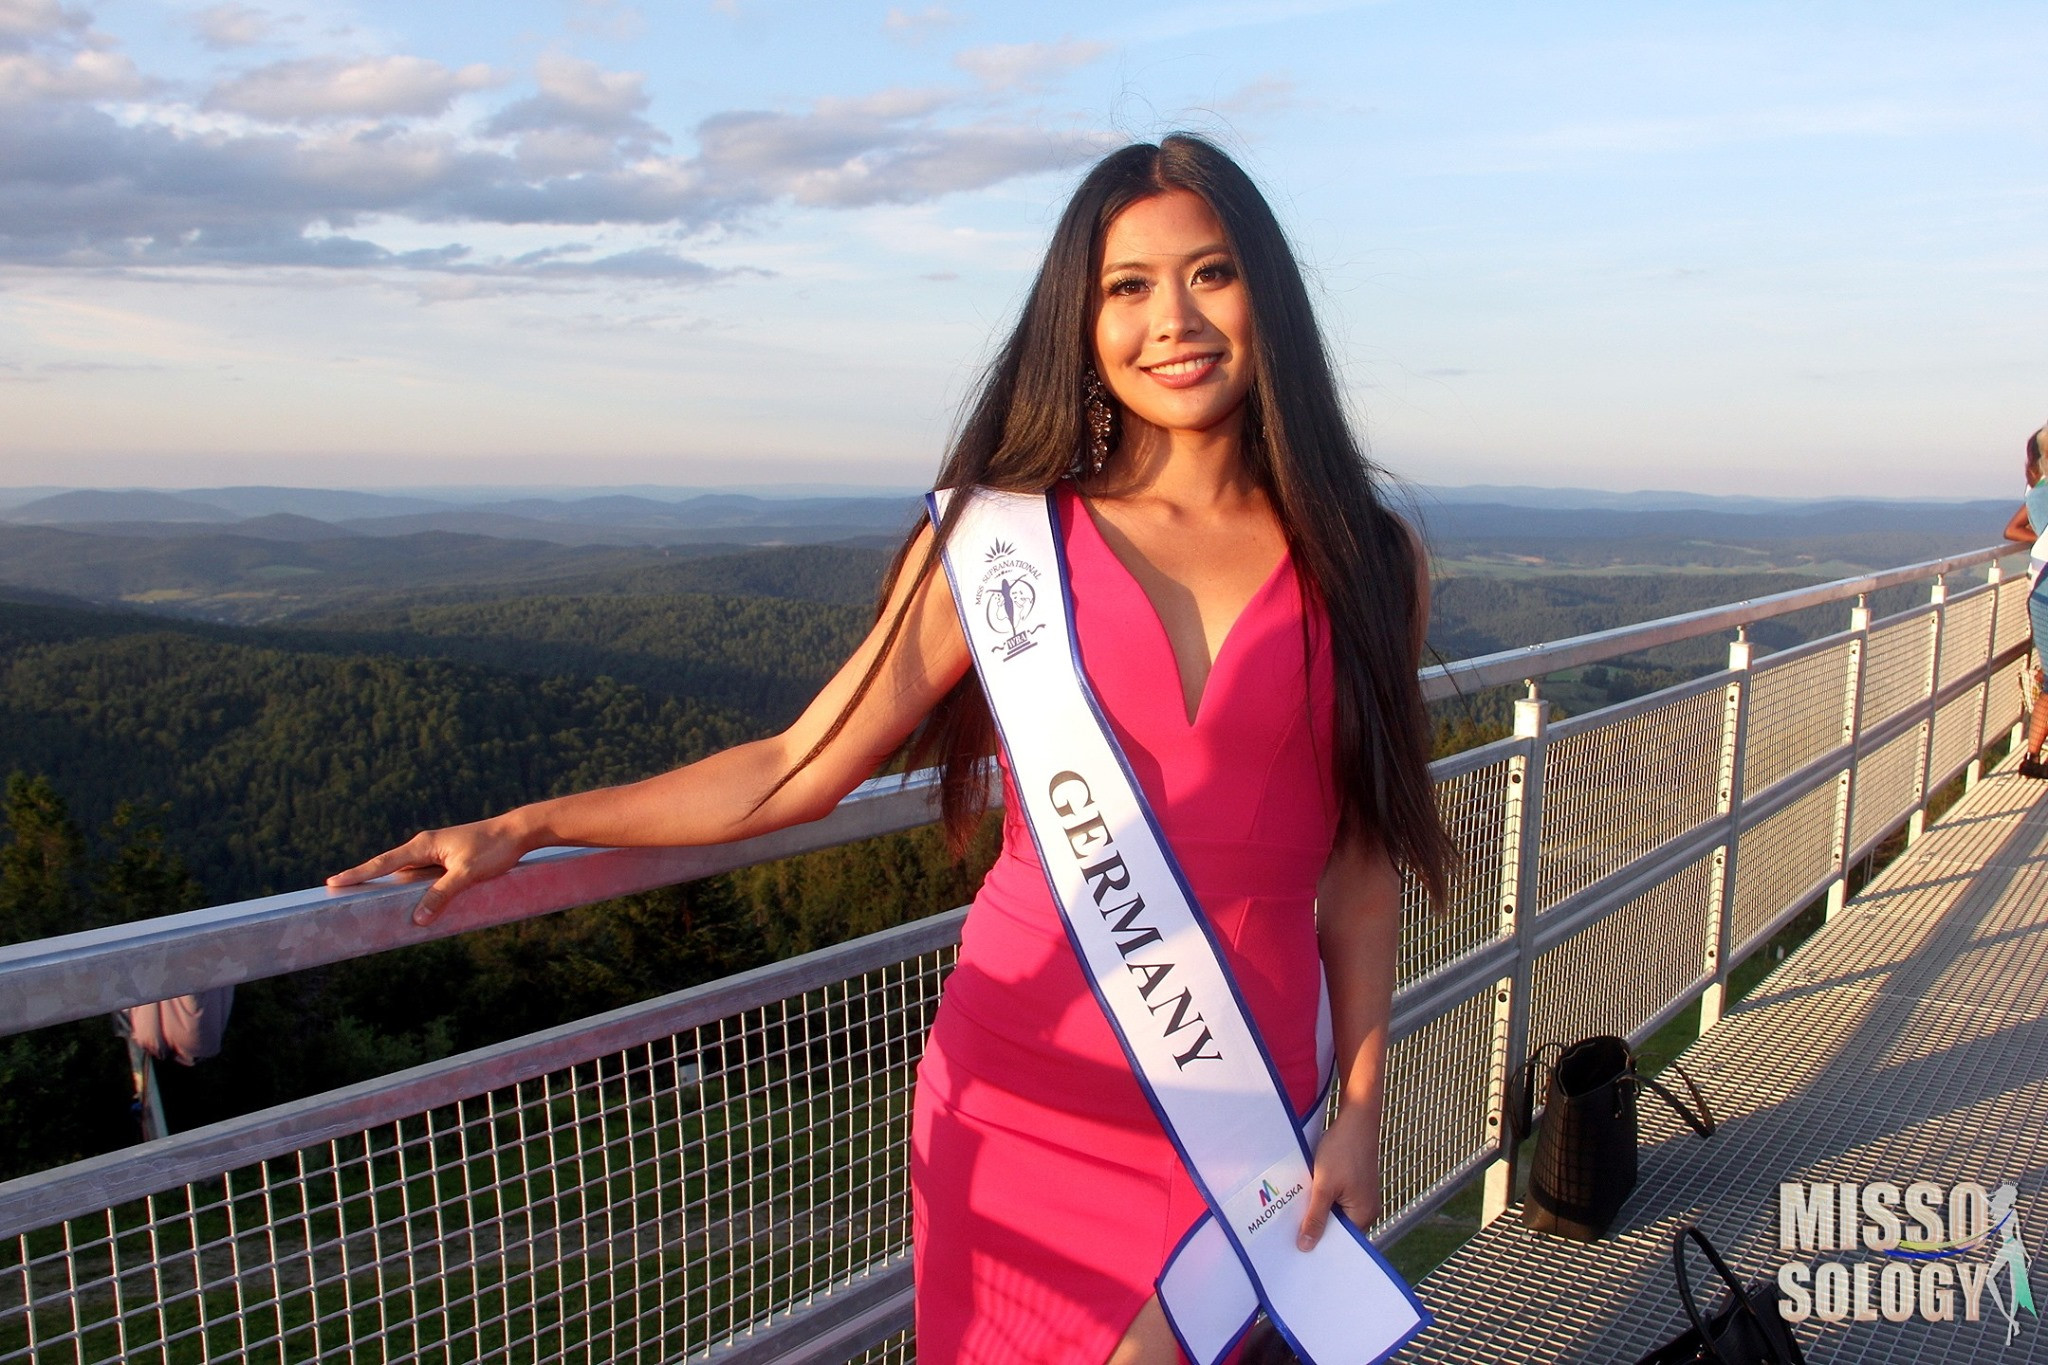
left=1908, top=576, right=1947, bottom=842
left=1828, top=595, right=1871, bottom=921
left=1970, top=562, right=2001, bottom=789
left=1700, top=629, right=1751, bottom=1033
left=2016, top=568, right=2032, bottom=756
left=1480, top=681, right=1546, bottom=1227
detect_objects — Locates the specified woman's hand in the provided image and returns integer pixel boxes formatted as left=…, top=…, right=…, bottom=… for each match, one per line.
left=1296, top=1100, right=1384, bottom=1251
left=326, top=814, right=534, bottom=925
left=2005, top=504, right=2035, bottom=545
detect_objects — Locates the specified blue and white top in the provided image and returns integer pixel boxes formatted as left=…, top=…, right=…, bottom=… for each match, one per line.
left=2029, top=481, right=2048, bottom=586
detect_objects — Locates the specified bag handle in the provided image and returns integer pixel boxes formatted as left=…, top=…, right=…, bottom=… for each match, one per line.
left=1632, top=1059, right=1716, bottom=1138
left=1672, top=1226, right=1788, bottom=1365
left=1512, top=1041, right=1565, bottom=1142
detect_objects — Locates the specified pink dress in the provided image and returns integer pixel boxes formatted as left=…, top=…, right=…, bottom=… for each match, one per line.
left=910, top=483, right=1341, bottom=1364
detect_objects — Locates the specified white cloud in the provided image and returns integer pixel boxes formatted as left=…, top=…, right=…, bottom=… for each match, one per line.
left=191, top=3, right=273, bottom=50
left=205, top=55, right=501, bottom=122
left=511, top=244, right=739, bottom=281
left=0, top=23, right=1107, bottom=278
left=885, top=5, right=955, bottom=37
left=487, top=53, right=653, bottom=136
left=0, top=0, right=140, bottom=104
left=692, top=97, right=1108, bottom=211
left=952, top=38, right=1108, bottom=91
left=0, top=44, right=141, bottom=101
left=0, top=0, right=88, bottom=46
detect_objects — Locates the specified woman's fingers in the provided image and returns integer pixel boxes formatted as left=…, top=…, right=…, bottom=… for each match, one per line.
left=327, top=821, right=523, bottom=924
left=1297, top=1141, right=1384, bottom=1251
left=1297, top=1175, right=1335, bottom=1251
left=412, top=867, right=472, bottom=926
left=1297, top=1176, right=1386, bottom=1252
left=326, top=834, right=436, bottom=888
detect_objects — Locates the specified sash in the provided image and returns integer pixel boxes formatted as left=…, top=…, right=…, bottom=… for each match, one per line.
left=929, top=487, right=1430, bottom=1365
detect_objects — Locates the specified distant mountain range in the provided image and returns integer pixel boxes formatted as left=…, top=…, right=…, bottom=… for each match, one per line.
left=0, top=483, right=2020, bottom=547
left=0, top=487, right=926, bottom=548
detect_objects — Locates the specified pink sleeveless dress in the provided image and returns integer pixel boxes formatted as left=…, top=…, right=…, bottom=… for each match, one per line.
left=910, top=483, right=1341, bottom=1364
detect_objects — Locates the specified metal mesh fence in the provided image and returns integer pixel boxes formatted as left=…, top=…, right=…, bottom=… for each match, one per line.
left=1525, top=852, right=1717, bottom=1053
left=1994, top=573, right=2034, bottom=657
left=1935, top=590, right=1994, bottom=692
left=1, top=946, right=953, bottom=1365
left=1928, top=682, right=1986, bottom=791
left=1848, top=723, right=1925, bottom=857
left=1728, top=779, right=1840, bottom=956
left=1534, top=688, right=1723, bottom=914
left=1401, top=751, right=1517, bottom=985
left=1376, top=990, right=1497, bottom=1232
left=847, top=1328, right=916, bottom=1363
left=1859, top=614, right=1935, bottom=731
left=1743, top=643, right=1850, bottom=796
left=1991, top=651, right=2031, bottom=741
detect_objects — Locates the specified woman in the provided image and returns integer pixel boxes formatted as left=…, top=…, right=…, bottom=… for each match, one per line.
left=330, top=134, right=1448, bottom=1364
left=2001, top=421, right=2048, bottom=778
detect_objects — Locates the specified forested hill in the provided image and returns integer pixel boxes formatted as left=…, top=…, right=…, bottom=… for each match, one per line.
left=0, top=588, right=876, bottom=901
left=0, top=558, right=976, bottom=1178
left=0, top=554, right=1915, bottom=905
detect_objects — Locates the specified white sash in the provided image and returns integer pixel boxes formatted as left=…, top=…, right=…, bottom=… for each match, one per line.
left=930, top=487, right=1430, bottom=1365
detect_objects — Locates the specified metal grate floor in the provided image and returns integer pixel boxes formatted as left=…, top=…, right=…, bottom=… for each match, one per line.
left=1396, top=762, right=2048, bottom=1364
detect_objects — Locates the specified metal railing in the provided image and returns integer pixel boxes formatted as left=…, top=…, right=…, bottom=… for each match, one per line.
left=0, top=543, right=2031, bottom=1364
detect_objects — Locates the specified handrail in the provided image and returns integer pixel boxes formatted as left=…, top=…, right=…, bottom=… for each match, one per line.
left=1418, top=542, right=2014, bottom=700
left=0, top=541, right=2016, bottom=1041
left=0, top=770, right=956, bottom=1037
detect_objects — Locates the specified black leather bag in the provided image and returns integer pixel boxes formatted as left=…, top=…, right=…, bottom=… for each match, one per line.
left=1515, top=1035, right=1715, bottom=1239
left=1635, top=1226, right=1806, bottom=1364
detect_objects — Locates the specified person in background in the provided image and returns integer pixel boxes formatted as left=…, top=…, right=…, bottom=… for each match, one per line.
left=2000, top=421, right=2048, bottom=777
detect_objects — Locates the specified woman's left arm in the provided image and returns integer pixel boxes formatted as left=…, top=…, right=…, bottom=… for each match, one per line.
left=1296, top=832, right=1403, bottom=1249
left=1297, top=513, right=1431, bottom=1250
left=2005, top=502, right=2035, bottom=545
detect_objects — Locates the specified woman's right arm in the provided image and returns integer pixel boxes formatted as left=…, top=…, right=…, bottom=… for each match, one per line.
left=2006, top=503, right=2036, bottom=545
left=327, top=524, right=972, bottom=922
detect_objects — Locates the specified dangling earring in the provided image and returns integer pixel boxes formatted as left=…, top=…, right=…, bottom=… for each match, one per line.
left=1078, top=369, right=1115, bottom=477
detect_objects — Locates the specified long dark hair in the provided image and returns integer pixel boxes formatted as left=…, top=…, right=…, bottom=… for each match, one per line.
left=785, top=133, right=1450, bottom=904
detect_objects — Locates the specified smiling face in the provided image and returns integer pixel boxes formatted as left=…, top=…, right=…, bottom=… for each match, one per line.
left=1091, top=188, right=1256, bottom=448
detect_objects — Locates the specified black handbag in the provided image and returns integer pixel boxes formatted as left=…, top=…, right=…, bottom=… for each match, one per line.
left=1515, top=1035, right=1715, bottom=1239
left=1635, top=1226, right=1807, bottom=1364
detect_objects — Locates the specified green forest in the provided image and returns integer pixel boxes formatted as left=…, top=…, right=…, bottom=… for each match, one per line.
left=0, top=534, right=1940, bottom=1181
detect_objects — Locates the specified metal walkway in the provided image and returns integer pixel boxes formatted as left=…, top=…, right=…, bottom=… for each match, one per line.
left=1399, top=758, right=2048, bottom=1364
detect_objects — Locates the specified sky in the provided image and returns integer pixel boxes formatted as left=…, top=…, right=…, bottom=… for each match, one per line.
left=0, top=0, right=2044, bottom=497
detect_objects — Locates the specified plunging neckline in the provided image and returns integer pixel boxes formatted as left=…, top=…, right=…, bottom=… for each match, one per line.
left=1066, top=487, right=1293, bottom=728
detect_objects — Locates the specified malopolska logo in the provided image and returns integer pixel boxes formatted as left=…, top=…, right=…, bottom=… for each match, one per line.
left=1245, top=1178, right=1304, bottom=1236
left=976, top=539, right=1044, bottom=661
left=1776, top=1180, right=2036, bottom=1342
